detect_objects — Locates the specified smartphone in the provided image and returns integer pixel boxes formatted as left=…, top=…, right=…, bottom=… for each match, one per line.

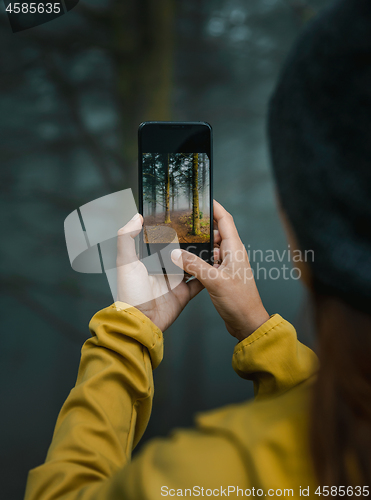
left=138, top=121, right=213, bottom=274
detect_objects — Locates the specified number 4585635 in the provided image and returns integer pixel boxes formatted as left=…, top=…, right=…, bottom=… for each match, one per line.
left=315, top=486, right=369, bottom=496
left=6, top=3, right=61, bottom=14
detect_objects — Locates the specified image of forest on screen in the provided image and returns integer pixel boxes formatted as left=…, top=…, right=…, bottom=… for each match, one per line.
left=142, top=153, right=210, bottom=244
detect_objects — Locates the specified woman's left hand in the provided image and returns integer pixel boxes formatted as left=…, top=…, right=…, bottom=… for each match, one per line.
left=115, top=213, right=204, bottom=332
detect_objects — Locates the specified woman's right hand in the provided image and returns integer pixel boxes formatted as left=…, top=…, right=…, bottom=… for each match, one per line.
left=171, top=200, right=269, bottom=341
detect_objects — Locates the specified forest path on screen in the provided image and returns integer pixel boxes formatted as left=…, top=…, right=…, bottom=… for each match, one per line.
left=144, top=209, right=210, bottom=244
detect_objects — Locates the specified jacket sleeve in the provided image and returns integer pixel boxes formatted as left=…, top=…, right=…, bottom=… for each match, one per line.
left=24, top=307, right=318, bottom=500
left=24, top=302, right=163, bottom=500
left=232, top=313, right=319, bottom=401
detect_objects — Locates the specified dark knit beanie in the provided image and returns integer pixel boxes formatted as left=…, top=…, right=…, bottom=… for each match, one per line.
left=268, top=0, right=371, bottom=313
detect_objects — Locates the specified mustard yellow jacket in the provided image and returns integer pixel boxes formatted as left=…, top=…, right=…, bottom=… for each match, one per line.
left=25, top=303, right=319, bottom=500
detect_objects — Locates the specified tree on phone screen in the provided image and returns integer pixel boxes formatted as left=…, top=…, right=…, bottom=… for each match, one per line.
left=165, top=154, right=171, bottom=223
left=192, top=153, right=200, bottom=235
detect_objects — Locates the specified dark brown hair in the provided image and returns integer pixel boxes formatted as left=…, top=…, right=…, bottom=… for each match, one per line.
left=266, top=0, right=371, bottom=485
left=311, top=288, right=371, bottom=487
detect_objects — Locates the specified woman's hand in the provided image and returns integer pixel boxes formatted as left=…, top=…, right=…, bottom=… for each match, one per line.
left=171, top=200, right=269, bottom=341
left=115, top=214, right=204, bottom=332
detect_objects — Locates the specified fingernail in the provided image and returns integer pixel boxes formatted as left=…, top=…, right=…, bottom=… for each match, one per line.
left=131, top=213, right=140, bottom=220
left=171, top=249, right=182, bottom=261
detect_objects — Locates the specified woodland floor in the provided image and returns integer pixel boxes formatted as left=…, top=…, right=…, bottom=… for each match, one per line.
left=143, top=209, right=210, bottom=243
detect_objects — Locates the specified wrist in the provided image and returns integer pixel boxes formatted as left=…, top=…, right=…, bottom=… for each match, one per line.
left=231, top=309, right=270, bottom=342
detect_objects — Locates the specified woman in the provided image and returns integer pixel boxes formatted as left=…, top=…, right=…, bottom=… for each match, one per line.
left=24, top=0, right=371, bottom=498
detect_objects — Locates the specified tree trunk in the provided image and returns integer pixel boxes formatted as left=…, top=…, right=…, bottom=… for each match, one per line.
left=164, top=154, right=171, bottom=223
left=188, top=164, right=192, bottom=210
left=171, top=172, right=175, bottom=212
left=201, top=153, right=206, bottom=217
left=151, top=158, right=157, bottom=216
left=192, top=153, right=200, bottom=235
left=112, top=0, right=174, bottom=199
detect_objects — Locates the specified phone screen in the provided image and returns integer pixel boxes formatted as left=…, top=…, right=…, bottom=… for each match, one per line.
left=138, top=122, right=213, bottom=274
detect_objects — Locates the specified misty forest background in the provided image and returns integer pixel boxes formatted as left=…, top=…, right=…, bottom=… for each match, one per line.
left=0, top=0, right=330, bottom=498
left=143, top=152, right=210, bottom=242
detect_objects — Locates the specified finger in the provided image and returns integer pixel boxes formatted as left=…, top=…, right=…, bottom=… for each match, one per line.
left=213, top=200, right=239, bottom=241
left=171, top=249, right=217, bottom=288
left=118, top=213, right=143, bottom=237
left=117, top=213, right=143, bottom=266
left=186, top=278, right=204, bottom=299
left=213, top=246, right=221, bottom=264
left=213, top=200, right=243, bottom=257
left=213, top=229, right=221, bottom=245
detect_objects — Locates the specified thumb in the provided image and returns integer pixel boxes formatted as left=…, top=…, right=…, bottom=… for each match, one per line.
left=117, top=213, right=143, bottom=266
left=171, top=249, right=215, bottom=287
